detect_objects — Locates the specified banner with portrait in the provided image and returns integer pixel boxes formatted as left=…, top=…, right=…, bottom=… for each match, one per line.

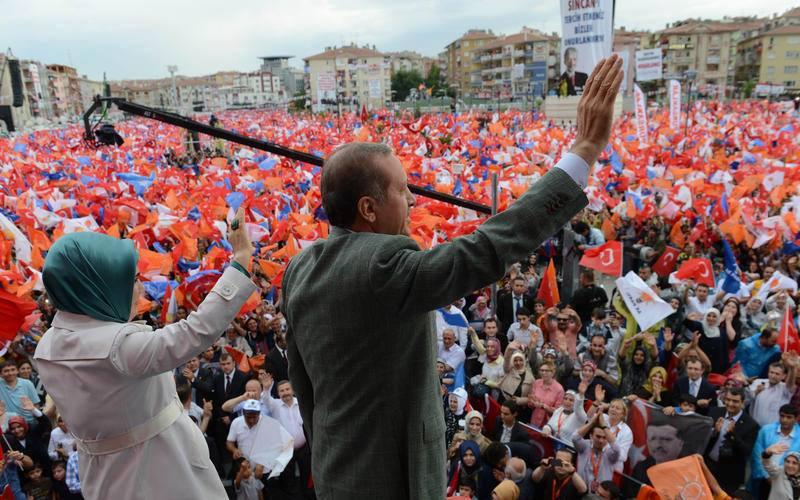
left=559, top=0, right=614, bottom=96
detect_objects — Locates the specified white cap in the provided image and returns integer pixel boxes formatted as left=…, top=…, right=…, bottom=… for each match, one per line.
left=242, top=399, right=261, bottom=413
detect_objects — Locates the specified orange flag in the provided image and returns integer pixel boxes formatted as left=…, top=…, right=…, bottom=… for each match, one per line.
left=536, top=259, right=560, bottom=307
left=647, top=455, right=712, bottom=499
left=669, top=222, right=686, bottom=248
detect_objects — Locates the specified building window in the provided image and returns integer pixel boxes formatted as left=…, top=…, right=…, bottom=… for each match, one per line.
left=767, top=51, right=775, bottom=59
left=789, top=37, right=800, bottom=45
left=786, top=66, right=799, bottom=74
left=766, top=66, right=775, bottom=77
left=785, top=81, right=797, bottom=87
left=786, top=51, right=800, bottom=59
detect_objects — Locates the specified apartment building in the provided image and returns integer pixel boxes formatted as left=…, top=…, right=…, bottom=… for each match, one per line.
left=737, top=24, right=800, bottom=94
left=443, top=29, right=497, bottom=98
left=304, top=44, right=391, bottom=111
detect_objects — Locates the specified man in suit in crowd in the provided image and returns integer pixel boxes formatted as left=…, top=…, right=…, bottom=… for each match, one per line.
left=559, top=47, right=589, bottom=96
left=265, top=332, right=290, bottom=398
left=704, top=387, right=759, bottom=494
left=492, top=400, right=530, bottom=445
left=282, top=56, right=624, bottom=499
left=497, top=277, right=535, bottom=334
left=175, top=354, right=215, bottom=405
left=672, top=358, right=717, bottom=415
left=212, top=352, right=247, bottom=459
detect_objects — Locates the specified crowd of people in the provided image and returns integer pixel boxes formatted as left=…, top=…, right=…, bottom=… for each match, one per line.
left=0, top=96, right=796, bottom=499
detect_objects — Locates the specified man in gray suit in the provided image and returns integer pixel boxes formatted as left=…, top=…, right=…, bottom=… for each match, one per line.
left=282, top=55, right=624, bottom=499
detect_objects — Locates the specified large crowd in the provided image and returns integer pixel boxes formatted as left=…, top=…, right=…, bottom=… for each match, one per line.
left=0, top=98, right=798, bottom=499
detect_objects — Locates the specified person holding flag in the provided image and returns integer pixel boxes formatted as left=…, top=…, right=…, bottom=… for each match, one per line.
left=33, top=209, right=256, bottom=500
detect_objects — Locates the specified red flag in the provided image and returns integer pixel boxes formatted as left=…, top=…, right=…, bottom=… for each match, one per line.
left=536, top=259, right=560, bottom=307
left=0, top=484, right=11, bottom=500
left=579, top=241, right=623, bottom=276
left=674, top=258, right=715, bottom=287
left=779, top=306, right=800, bottom=353
left=0, top=289, right=37, bottom=342
left=360, top=105, right=368, bottom=122
left=652, top=246, right=681, bottom=277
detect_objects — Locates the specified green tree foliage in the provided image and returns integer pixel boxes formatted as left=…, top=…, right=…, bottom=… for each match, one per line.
left=391, top=69, right=424, bottom=101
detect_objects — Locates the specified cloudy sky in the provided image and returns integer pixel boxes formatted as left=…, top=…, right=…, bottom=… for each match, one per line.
left=1, top=0, right=794, bottom=80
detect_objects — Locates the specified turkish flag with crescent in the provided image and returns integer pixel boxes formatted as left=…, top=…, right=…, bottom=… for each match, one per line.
left=778, top=306, right=800, bottom=354
left=652, top=246, right=681, bottom=277
left=579, top=241, right=623, bottom=276
left=674, top=258, right=715, bottom=288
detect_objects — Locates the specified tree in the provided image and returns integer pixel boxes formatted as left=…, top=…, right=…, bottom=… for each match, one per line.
left=290, top=89, right=308, bottom=112
left=391, top=69, right=424, bottom=102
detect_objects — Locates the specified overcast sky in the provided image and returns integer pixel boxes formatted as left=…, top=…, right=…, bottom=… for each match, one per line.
left=1, top=0, right=795, bottom=80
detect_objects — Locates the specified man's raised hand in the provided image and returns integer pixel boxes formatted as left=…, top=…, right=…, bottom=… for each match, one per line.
left=570, top=54, right=624, bottom=166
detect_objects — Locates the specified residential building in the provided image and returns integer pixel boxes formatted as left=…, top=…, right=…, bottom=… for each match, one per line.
left=657, top=18, right=764, bottom=97
left=737, top=24, right=800, bottom=94
left=259, top=56, right=302, bottom=96
left=613, top=28, right=651, bottom=96
left=473, top=27, right=559, bottom=100
left=443, top=29, right=497, bottom=98
left=20, top=59, right=54, bottom=120
left=47, top=64, right=83, bottom=118
left=385, top=51, right=435, bottom=77
left=304, top=44, right=391, bottom=111
left=77, top=75, right=105, bottom=111
left=0, top=53, right=34, bottom=131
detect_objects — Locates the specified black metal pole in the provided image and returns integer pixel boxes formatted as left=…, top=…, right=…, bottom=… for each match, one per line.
left=84, top=97, right=493, bottom=214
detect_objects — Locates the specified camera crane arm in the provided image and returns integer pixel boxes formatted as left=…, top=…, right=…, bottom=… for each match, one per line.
left=82, top=96, right=492, bottom=214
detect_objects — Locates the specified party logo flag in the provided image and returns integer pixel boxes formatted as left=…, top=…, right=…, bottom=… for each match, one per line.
left=579, top=241, right=623, bottom=276
left=536, top=258, right=560, bottom=308
left=615, top=271, right=673, bottom=330
left=646, top=455, right=713, bottom=500
left=756, top=270, right=798, bottom=302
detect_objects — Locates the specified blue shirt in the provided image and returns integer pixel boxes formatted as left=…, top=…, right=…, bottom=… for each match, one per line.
left=66, top=451, right=81, bottom=493
left=0, top=378, right=40, bottom=423
left=751, top=422, right=800, bottom=479
left=733, top=335, right=781, bottom=378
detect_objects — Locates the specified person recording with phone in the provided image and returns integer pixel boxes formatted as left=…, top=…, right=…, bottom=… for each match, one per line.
left=532, top=448, right=588, bottom=499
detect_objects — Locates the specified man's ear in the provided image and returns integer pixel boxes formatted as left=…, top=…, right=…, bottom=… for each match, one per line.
left=356, top=196, right=377, bottom=223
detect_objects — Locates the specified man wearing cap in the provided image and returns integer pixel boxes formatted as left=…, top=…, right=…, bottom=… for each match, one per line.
left=227, top=400, right=265, bottom=461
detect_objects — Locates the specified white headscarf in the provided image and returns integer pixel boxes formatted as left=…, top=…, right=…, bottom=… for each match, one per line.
left=702, top=307, right=721, bottom=338
left=451, top=387, right=468, bottom=415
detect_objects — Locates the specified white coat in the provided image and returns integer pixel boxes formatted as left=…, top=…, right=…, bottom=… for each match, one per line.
left=33, top=267, right=256, bottom=500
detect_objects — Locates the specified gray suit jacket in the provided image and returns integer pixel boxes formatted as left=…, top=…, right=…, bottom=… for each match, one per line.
left=282, top=167, right=587, bottom=499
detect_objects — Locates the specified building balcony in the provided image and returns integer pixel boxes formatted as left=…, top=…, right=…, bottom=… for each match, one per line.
left=492, top=53, right=504, bottom=61
left=480, top=55, right=492, bottom=63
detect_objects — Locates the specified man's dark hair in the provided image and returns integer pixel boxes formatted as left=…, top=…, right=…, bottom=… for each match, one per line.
left=51, top=460, right=66, bottom=471
left=573, top=221, right=589, bottom=235
left=501, top=400, right=518, bottom=415
left=512, top=276, right=526, bottom=284
left=600, top=480, right=620, bottom=498
left=727, top=387, right=745, bottom=402
left=580, top=268, right=595, bottom=282
left=590, top=334, right=606, bottom=345
left=516, top=307, right=531, bottom=318
left=761, top=328, right=777, bottom=340
left=769, top=362, right=787, bottom=374
left=0, top=361, right=14, bottom=371
left=176, top=383, right=192, bottom=404
left=484, top=317, right=499, bottom=328
left=677, top=393, right=697, bottom=407
left=732, top=489, right=754, bottom=500
left=555, top=447, right=575, bottom=464
left=458, top=477, right=476, bottom=491
left=780, top=404, right=798, bottom=417
left=219, top=352, right=233, bottom=363
left=483, top=442, right=508, bottom=467
left=696, top=283, right=710, bottom=291
left=591, top=307, right=606, bottom=320
left=321, top=142, right=394, bottom=227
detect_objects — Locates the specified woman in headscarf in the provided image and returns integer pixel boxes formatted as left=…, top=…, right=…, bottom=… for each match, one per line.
left=473, top=338, right=505, bottom=397
left=742, top=297, right=767, bottom=339
left=445, top=387, right=469, bottom=449
left=617, top=345, right=652, bottom=398
left=449, top=410, right=491, bottom=459
left=446, top=440, right=482, bottom=497
left=633, top=366, right=673, bottom=407
left=33, top=210, right=256, bottom=500
left=687, top=307, right=732, bottom=374
left=762, top=446, right=800, bottom=500
left=498, top=348, right=534, bottom=423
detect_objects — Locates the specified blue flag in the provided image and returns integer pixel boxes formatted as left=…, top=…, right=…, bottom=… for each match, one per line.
left=437, top=307, right=469, bottom=328
left=721, top=239, right=741, bottom=294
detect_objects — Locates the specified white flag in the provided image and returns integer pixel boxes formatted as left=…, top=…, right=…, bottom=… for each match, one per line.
left=757, top=271, right=799, bottom=302
left=615, top=271, right=673, bottom=330
left=246, top=415, right=295, bottom=479
left=0, top=213, right=32, bottom=264
left=762, top=171, right=785, bottom=191
left=634, top=84, right=648, bottom=144
left=669, top=80, right=681, bottom=131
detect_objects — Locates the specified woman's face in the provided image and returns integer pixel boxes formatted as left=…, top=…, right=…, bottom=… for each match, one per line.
left=581, top=365, right=594, bottom=380
left=723, top=302, right=738, bottom=316
left=633, top=350, right=646, bottom=365
left=670, top=298, right=680, bottom=310
left=563, top=394, right=575, bottom=409
left=513, top=356, right=525, bottom=371
left=462, top=448, right=476, bottom=467
left=468, top=417, right=482, bottom=435
left=540, top=365, right=554, bottom=381
left=705, top=311, right=719, bottom=327
left=609, top=401, right=625, bottom=421
left=651, top=372, right=664, bottom=386
left=17, top=363, right=31, bottom=379
left=786, top=455, right=800, bottom=476
left=534, top=303, right=545, bottom=315
left=449, top=395, right=459, bottom=412
left=486, top=343, right=497, bottom=357
left=747, top=299, right=763, bottom=313
left=748, top=261, right=759, bottom=273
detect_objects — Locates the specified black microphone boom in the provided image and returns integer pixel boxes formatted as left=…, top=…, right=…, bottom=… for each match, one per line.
left=81, top=96, right=492, bottom=215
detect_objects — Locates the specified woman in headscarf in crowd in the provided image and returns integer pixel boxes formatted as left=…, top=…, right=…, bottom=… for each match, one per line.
left=542, top=387, right=588, bottom=442
left=716, top=376, right=745, bottom=408
left=32, top=210, right=255, bottom=500
left=449, top=410, right=491, bottom=459
left=633, top=366, right=673, bottom=407
left=446, top=440, right=482, bottom=497
left=719, top=297, right=744, bottom=351
left=566, top=359, right=619, bottom=401
left=445, top=387, right=469, bottom=449
left=762, top=446, right=800, bottom=500
left=687, top=307, right=733, bottom=374
left=617, top=345, right=653, bottom=398
left=527, top=361, right=564, bottom=427
left=498, top=348, right=534, bottom=423
left=492, top=479, right=520, bottom=500
left=472, top=338, right=505, bottom=398
left=742, top=297, right=768, bottom=338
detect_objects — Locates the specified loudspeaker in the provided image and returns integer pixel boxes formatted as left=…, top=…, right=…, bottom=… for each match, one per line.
left=0, top=105, right=15, bottom=132
left=8, top=59, right=24, bottom=108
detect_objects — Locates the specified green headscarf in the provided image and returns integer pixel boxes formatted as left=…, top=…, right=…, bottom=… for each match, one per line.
left=43, top=232, right=139, bottom=323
